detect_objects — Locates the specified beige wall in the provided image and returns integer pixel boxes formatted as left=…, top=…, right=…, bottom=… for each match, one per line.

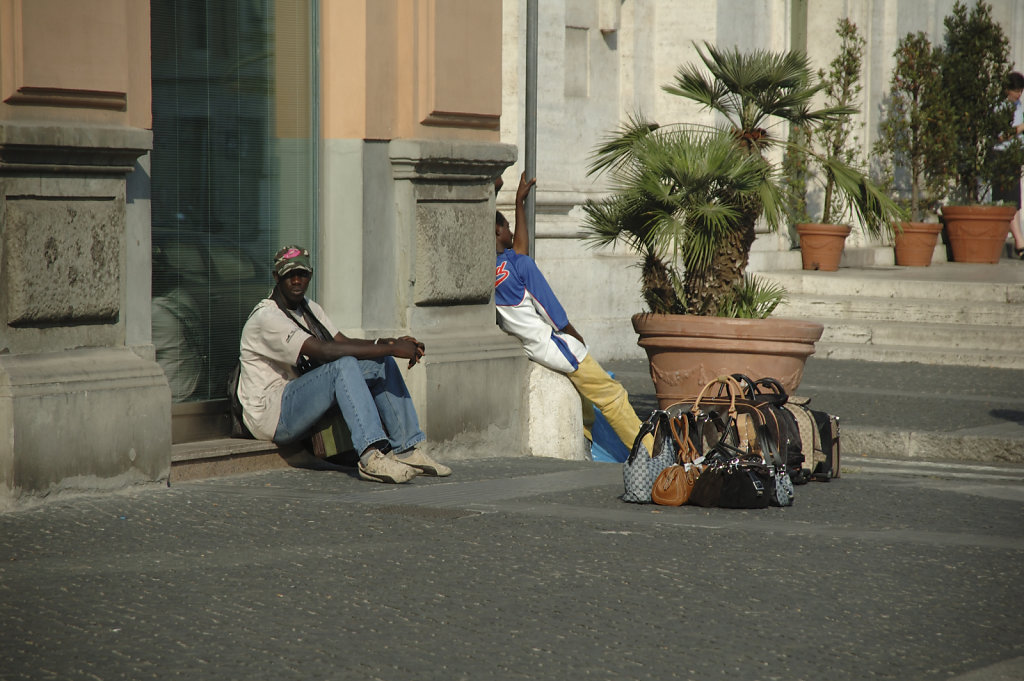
left=276, top=0, right=313, bottom=139
left=0, top=0, right=151, bottom=128
left=321, top=0, right=502, bottom=142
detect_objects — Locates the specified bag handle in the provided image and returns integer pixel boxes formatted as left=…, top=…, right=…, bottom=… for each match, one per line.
left=626, top=409, right=664, bottom=464
left=667, top=414, right=699, bottom=464
left=691, top=375, right=744, bottom=418
left=729, top=373, right=758, bottom=399
left=731, top=373, right=789, bottom=407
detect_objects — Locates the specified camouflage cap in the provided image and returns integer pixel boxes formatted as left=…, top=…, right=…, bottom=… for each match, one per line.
left=273, top=245, right=313, bottom=277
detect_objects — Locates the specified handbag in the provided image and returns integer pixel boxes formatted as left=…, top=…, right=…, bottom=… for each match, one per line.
left=225, top=362, right=254, bottom=439
left=622, top=411, right=676, bottom=503
left=732, top=374, right=808, bottom=484
left=684, top=376, right=794, bottom=508
left=687, top=438, right=773, bottom=508
left=308, top=406, right=355, bottom=458
left=651, top=414, right=702, bottom=506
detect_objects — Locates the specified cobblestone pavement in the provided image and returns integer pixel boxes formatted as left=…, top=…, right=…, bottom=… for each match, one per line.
left=2, top=457, right=1022, bottom=680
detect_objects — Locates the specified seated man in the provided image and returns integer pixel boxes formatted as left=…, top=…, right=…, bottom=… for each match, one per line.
left=495, top=174, right=654, bottom=456
left=237, top=245, right=450, bottom=483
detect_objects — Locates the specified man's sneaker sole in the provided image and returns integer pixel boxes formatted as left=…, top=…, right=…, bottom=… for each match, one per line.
left=357, top=450, right=418, bottom=484
left=357, top=466, right=415, bottom=484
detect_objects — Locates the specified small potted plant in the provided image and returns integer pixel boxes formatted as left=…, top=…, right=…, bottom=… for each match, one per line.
left=792, top=18, right=884, bottom=271
left=581, top=42, right=899, bottom=404
left=937, top=0, right=1020, bottom=263
left=873, top=31, right=953, bottom=266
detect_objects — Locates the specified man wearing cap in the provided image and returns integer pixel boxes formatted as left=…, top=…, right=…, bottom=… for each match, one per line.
left=236, top=245, right=450, bottom=483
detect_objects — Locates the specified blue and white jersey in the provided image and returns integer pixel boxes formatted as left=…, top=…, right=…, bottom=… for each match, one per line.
left=495, top=248, right=588, bottom=373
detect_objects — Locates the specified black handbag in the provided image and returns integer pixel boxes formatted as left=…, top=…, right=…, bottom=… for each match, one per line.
left=731, top=374, right=809, bottom=484
left=687, top=425, right=793, bottom=508
left=682, top=376, right=794, bottom=508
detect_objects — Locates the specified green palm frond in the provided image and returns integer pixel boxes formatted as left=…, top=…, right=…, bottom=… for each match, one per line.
left=717, top=275, right=787, bottom=319
left=588, top=113, right=660, bottom=177
left=585, top=40, right=900, bottom=317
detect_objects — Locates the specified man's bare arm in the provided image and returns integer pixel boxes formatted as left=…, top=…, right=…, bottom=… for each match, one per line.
left=512, top=172, right=536, bottom=255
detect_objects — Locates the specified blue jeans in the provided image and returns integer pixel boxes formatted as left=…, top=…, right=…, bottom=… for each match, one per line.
left=274, top=356, right=425, bottom=454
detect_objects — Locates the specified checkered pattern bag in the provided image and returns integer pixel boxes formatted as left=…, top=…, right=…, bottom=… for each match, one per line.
left=622, top=410, right=676, bottom=503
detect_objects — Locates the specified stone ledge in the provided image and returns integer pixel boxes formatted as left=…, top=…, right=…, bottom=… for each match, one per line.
left=170, top=438, right=291, bottom=482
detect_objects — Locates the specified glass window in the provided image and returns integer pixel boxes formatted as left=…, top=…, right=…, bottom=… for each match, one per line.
left=150, top=0, right=316, bottom=409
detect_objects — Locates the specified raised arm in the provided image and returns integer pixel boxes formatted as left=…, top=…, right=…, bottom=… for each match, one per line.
left=512, top=172, right=536, bottom=255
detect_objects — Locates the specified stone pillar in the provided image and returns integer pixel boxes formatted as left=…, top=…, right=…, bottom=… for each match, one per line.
left=320, top=2, right=530, bottom=455
left=0, top=122, right=168, bottom=507
left=381, top=139, right=525, bottom=450
left=0, top=0, right=163, bottom=506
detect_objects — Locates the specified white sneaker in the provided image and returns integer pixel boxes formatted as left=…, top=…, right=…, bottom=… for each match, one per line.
left=394, top=450, right=452, bottom=477
left=358, top=449, right=418, bottom=484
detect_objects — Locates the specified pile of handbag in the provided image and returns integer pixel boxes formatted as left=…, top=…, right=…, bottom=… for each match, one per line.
left=622, top=375, right=840, bottom=508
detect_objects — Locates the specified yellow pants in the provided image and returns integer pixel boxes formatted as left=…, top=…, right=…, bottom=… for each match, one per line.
left=567, top=354, right=655, bottom=454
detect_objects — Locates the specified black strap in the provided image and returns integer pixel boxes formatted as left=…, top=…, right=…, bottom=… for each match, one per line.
left=269, top=289, right=333, bottom=372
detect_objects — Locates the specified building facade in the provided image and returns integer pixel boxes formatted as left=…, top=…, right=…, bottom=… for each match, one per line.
left=2, top=0, right=1021, bottom=505
left=498, top=0, right=1024, bottom=359
left=0, top=0, right=521, bottom=507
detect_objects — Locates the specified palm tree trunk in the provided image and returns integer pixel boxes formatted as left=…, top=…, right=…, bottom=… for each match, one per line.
left=683, top=206, right=758, bottom=316
left=641, top=250, right=682, bottom=315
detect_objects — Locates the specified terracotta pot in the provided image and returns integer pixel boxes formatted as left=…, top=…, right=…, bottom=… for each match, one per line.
left=632, top=313, right=824, bottom=409
left=795, top=223, right=851, bottom=271
left=941, top=205, right=1016, bottom=264
left=893, top=221, right=942, bottom=267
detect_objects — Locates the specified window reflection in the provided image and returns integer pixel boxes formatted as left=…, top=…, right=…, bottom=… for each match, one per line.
left=150, top=0, right=314, bottom=405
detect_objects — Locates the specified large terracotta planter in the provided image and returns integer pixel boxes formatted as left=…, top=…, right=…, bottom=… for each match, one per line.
left=893, top=221, right=942, bottom=267
left=795, top=223, right=851, bottom=271
left=941, top=205, right=1016, bottom=264
left=632, top=313, right=824, bottom=408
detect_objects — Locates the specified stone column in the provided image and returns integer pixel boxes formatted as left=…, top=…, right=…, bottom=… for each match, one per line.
left=0, top=124, right=167, bottom=507
left=381, top=139, right=525, bottom=450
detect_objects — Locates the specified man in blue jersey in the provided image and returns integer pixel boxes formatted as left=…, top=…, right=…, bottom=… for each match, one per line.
left=495, top=174, right=653, bottom=456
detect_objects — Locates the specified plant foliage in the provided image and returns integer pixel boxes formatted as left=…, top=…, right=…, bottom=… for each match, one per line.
left=940, top=0, right=1015, bottom=203
left=582, top=42, right=900, bottom=317
left=814, top=18, right=867, bottom=225
left=873, top=32, right=954, bottom=221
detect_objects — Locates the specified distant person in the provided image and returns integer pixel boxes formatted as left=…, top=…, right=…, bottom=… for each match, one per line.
left=494, top=174, right=654, bottom=456
left=237, top=245, right=450, bottom=483
left=995, top=71, right=1024, bottom=258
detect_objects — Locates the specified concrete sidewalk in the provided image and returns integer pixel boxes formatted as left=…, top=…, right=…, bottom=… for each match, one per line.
left=1, top=454, right=1022, bottom=681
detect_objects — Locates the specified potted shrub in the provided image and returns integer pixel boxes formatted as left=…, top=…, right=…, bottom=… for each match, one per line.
left=937, top=0, right=1020, bottom=263
left=873, top=31, right=953, bottom=266
left=582, top=43, right=899, bottom=405
left=793, top=18, right=877, bottom=271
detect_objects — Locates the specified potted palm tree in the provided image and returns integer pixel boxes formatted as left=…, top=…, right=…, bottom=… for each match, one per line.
left=793, top=18, right=875, bottom=271
left=937, top=0, right=1019, bottom=263
left=582, top=43, right=899, bottom=405
left=873, top=31, right=953, bottom=266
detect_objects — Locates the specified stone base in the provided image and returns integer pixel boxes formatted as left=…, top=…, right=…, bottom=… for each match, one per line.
left=526, top=363, right=588, bottom=461
left=404, top=331, right=529, bottom=457
left=0, top=347, right=171, bottom=508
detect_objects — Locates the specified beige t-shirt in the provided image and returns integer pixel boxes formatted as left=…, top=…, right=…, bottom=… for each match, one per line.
left=237, top=298, right=340, bottom=440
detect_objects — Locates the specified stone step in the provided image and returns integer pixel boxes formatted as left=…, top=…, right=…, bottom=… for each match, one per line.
left=813, top=319, right=1021, bottom=350
left=811, top=341, right=1024, bottom=369
left=171, top=438, right=290, bottom=481
left=762, top=269, right=1024, bottom=304
left=776, top=295, right=1024, bottom=327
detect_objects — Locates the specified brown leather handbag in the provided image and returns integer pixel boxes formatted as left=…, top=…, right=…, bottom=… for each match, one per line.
left=651, top=414, right=702, bottom=506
